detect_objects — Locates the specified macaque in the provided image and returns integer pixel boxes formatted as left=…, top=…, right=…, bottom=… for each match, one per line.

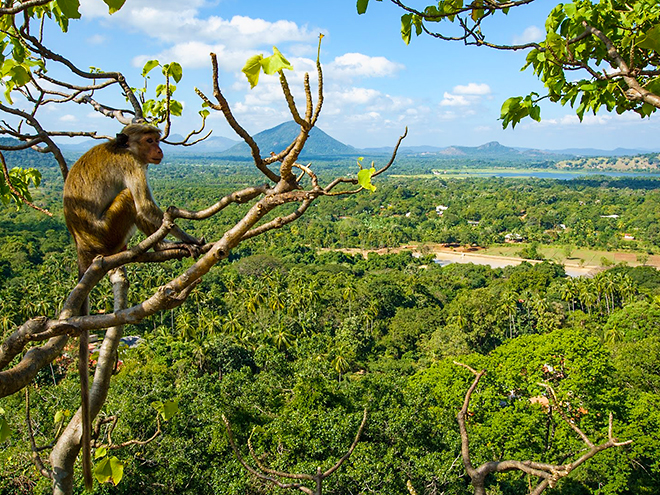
left=63, top=123, right=203, bottom=489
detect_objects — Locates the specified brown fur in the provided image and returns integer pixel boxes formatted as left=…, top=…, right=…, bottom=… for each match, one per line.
left=63, top=124, right=201, bottom=490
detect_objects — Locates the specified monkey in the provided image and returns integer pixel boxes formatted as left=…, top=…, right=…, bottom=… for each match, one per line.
left=63, top=123, right=203, bottom=489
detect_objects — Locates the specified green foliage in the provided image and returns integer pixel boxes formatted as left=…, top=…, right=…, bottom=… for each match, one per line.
left=505, top=0, right=660, bottom=127
left=0, top=406, right=10, bottom=442
left=0, top=166, right=41, bottom=209
left=139, top=60, right=186, bottom=123
left=3, top=166, right=660, bottom=492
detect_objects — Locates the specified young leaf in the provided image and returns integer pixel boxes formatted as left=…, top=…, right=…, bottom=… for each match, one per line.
left=166, top=62, right=183, bottom=83
left=94, top=456, right=125, bottom=485
left=0, top=415, right=10, bottom=442
left=401, top=14, right=413, bottom=45
left=95, top=446, right=108, bottom=459
left=142, top=60, right=159, bottom=77
left=94, top=458, right=111, bottom=484
left=242, top=54, right=264, bottom=89
left=357, top=165, right=377, bottom=192
left=108, top=457, right=125, bottom=485
left=152, top=399, right=179, bottom=421
left=261, top=47, right=293, bottom=75
left=54, top=409, right=70, bottom=424
left=161, top=399, right=179, bottom=421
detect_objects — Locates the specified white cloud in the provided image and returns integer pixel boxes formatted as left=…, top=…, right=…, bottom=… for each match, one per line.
left=328, top=53, right=404, bottom=79
left=81, top=0, right=315, bottom=48
left=86, top=34, right=107, bottom=45
left=441, top=83, right=492, bottom=107
left=453, top=83, right=491, bottom=96
left=133, top=42, right=254, bottom=71
left=542, top=114, right=613, bottom=126
left=440, top=92, right=470, bottom=107
left=513, top=26, right=544, bottom=45
left=60, top=114, right=77, bottom=122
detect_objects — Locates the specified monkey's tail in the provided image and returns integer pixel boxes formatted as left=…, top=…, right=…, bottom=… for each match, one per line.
left=80, top=328, right=93, bottom=490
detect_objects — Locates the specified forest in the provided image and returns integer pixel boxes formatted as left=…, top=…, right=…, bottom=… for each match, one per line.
left=2, top=165, right=660, bottom=494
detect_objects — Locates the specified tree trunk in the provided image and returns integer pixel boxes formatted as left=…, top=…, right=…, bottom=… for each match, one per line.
left=50, top=269, right=128, bottom=495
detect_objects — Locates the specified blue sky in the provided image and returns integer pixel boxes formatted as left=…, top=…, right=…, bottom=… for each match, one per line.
left=39, top=0, right=660, bottom=151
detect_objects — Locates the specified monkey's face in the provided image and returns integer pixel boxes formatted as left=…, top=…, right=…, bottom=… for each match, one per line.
left=139, top=134, right=163, bottom=164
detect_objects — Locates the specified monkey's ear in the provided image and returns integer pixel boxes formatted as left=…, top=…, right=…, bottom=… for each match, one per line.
left=116, top=133, right=129, bottom=148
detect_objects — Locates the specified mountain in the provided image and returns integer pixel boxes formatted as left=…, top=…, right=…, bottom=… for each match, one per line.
left=549, top=147, right=655, bottom=157
left=163, top=134, right=239, bottom=154
left=221, top=121, right=358, bottom=159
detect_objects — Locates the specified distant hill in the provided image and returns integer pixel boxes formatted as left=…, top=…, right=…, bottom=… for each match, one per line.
left=221, top=121, right=358, bottom=159
left=550, top=147, right=654, bottom=157
left=0, top=138, right=60, bottom=169
left=164, top=134, right=239, bottom=154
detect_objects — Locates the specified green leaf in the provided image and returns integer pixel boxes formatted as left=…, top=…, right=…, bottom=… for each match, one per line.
left=261, top=47, right=293, bottom=75
left=169, top=100, right=183, bottom=117
left=95, top=446, right=108, bottom=459
left=103, top=0, right=127, bottom=14
left=56, top=0, right=81, bottom=19
left=638, top=25, right=660, bottom=54
left=152, top=399, right=179, bottom=421
left=166, top=62, right=183, bottom=83
left=94, top=456, right=124, bottom=485
left=0, top=416, right=10, bottom=442
left=357, top=0, right=369, bottom=15
left=563, top=3, right=576, bottom=17
left=54, top=409, right=70, bottom=424
left=142, top=60, right=159, bottom=77
left=242, top=54, right=264, bottom=89
left=500, top=96, right=521, bottom=119
left=401, top=14, right=413, bottom=45
left=9, top=66, right=31, bottom=87
left=357, top=166, right=377, bottom=192
left=529, top=105, right=541, bottom=122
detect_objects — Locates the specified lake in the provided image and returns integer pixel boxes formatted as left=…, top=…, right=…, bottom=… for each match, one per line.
left=433, top=169, right=660, bottom=180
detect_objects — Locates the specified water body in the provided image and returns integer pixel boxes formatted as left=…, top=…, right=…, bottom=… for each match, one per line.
left=440, top=170, right=660, bottom=180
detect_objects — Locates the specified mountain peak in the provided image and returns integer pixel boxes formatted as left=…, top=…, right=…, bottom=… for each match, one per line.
left=222, top=121, right=357, bottom=158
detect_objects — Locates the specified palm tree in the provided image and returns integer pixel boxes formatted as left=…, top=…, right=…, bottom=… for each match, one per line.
left=500, top=291, right=518, bottom=339
left=604, top=324, right=623, bottom=346
left=561, top=278, right=578, bottom=313
left=175, top=309, right=196, bottom=341
left=342, top=281, right=358, bottom=317
left=198, top=307, right=221, bottom=339
left=269, top=325, right=294, bottom=351
left=222, top=312, right=243, bottom=336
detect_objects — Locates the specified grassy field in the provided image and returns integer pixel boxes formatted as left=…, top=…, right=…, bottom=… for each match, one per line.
left=480, top=243, right=660, bottom=268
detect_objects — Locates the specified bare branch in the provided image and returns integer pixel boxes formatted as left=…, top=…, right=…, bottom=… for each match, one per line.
left=0, top=0, right=51, bottom=15
left=454, top=362, right=632, bottom=495
left=195, top=53, right=280, bottom=183
left=224, top=409, right=368, bottom=495
left=25, top=387, right=54, bottom=480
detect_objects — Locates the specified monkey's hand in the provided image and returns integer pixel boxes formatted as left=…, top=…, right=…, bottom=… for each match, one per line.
left=155, top=240, right=204, bottom=259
